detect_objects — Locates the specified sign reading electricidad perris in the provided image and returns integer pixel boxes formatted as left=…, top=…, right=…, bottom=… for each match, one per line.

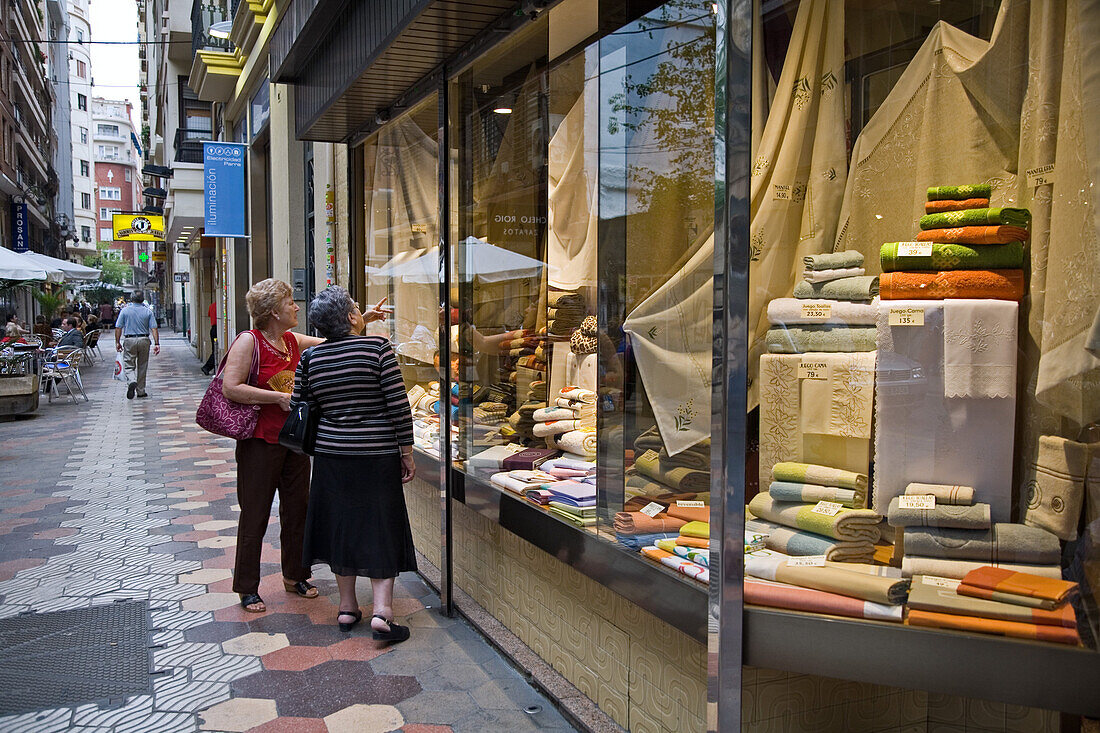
left=112, top=214, right=166, bottom=241
left=203, top=142, right=248, bottom=238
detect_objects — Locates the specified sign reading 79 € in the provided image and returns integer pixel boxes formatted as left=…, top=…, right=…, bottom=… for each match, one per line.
left=112, top=214, right=166, bottom=241
left=203, top=142, right=248, bottom=238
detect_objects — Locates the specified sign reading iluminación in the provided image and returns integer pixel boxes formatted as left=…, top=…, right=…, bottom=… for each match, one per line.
left=203, top=142, right=248, bottom=238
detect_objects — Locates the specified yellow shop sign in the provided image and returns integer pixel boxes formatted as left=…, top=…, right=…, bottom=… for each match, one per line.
left=112, top=214, right=166, bottom=241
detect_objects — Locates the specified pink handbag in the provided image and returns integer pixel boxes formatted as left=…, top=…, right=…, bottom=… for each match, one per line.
left=195, top=332, right=261, bottom=440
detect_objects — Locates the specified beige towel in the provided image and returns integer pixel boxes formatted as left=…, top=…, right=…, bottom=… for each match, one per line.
left=1023, top=436, right=1088, bottom=541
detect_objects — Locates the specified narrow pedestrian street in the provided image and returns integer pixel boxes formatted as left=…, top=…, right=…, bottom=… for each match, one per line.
left=0, top=337, right=576, bottom=733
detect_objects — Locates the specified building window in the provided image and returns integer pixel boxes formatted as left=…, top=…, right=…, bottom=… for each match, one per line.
left=76, top=60, right=86, bottom=78
left=80, top=225, right=91, bottom=241
left=102, top=248, right=122, bottom=260
left=79, top=127, right=88, bottom=143
left=99, top=228, right=113, bottom=242
left=100, top=187, right=121, bottom=200
left=80, top=160, right=89, bottom=176
left=77, top=94, right=87, bottom=111
left=97, top=123, right=119, bottom=136
left=81, top=192, right=91, bottom=208
left=97, top=144, right=120, bottom=159
left=125, top=169, right=132, bottom=182
left=76, top=29, right=84, bottom=43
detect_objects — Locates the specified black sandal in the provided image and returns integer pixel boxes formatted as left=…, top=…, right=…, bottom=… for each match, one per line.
left=283, top=580, right=319, bottom=598
left=371, top=614, right=410, bottom=643
left=239, top=594, right=265, bottom=613
left=338, top=609, right=362, bottom=632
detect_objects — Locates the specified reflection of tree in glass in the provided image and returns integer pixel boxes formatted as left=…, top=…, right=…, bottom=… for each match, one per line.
left=608, top=0, right=715, bottom=215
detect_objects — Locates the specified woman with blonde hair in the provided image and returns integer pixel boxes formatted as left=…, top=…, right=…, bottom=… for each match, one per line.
left=221, top=278, right=326, bottom=613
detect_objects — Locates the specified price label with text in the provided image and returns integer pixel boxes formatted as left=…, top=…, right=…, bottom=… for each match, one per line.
left=676, top=500, right=706, bottom=508
left=811, top=501, right=843, bottom=516
left=798, top=361, right=829, bottom=380
left=787, top=556, right=827, bottom=567
left=773, top=184, right=791, bottom=201
left=1026, top=164, right=1055, bottom=188
left=639, top=502, right=665, bottom=518
left=897, top=241, right=934, bottom=257
left=922, top=575, right=961, bottom=589
left=898, top=494, right=936, bottom=510
left=888, top=308, right=925, bottom=327
left=800, top=303, right=832, bottom=320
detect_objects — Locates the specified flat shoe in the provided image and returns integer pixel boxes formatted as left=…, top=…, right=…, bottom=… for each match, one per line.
left=338, top=609, right=362, bottom=632
left=371, top=614, right=410, bottom=643
left=283, top=580, right=319, bottom=598
left=239, top=593, right=265, bottom=613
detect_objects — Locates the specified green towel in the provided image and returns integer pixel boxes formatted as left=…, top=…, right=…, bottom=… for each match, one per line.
left=794, top=275, right=879, bottom=301
left=803, top=250, right=865, bottom=271
left=880, top=241, right=1025, bottom=272
left=927, top=184, right=992, bottom=201
left=919, top=207, right=1031, bottom=231
left=765, top=326, right=877, bottom=354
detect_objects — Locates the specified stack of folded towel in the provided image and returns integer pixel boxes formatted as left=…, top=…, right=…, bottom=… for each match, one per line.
left=472, top=401, right=508, bottom=426
left=769, top=251, right=878, bottom=353
left=639, top=519, right=711, bottom=584
left=408, top=382, right=442, bottom=417
left=548, top=291, right=586, bottom=336
left=879, top=185, right=1028, bottom=301
left=907, top=567, right=1079, bottom=645
left=544, top=386, right=597, bottom=458
left=747, top=462, right=880, bottom=563
left=489, top=469, right=557, bottom=497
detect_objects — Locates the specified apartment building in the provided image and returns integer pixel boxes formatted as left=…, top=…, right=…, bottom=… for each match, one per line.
left=66, top=0, right=95, bottom=260
left=91, top=97, right=141, bottom=270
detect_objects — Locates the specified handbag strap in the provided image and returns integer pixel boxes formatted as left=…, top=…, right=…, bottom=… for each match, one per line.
left=214, top=331, right=260, bottom=386
left=297, top=346, right=315, bottom=402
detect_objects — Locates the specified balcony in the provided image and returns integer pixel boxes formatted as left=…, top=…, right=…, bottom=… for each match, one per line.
left=191, top=0, right=234, bottom=57
left=173, top=128, right=206, bottom=163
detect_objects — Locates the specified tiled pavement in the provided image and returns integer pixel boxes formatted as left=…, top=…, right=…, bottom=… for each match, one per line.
left=0, top=335, right=576, bottom=733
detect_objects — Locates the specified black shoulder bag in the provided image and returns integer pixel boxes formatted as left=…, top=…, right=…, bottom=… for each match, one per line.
left=278, top=347, right=321, bottom=455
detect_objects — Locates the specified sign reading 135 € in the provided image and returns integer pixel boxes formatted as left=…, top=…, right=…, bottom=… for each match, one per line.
left=113, top=214, right=166, bottom=241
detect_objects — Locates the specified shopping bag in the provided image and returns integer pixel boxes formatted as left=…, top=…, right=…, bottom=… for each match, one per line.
left=113, top=352, right=124, bottom=381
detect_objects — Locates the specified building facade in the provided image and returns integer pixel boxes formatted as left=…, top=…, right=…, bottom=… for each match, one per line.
left=66, top=0, right=95, bottom=261
left=91, top=97, right=141, bottom=269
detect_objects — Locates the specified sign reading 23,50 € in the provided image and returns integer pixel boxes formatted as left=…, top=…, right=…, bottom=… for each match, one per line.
left=203, top=142, right=248, bottom=238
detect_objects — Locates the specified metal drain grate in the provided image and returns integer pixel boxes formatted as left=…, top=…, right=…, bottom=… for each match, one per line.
left=0, top=601, right=153, bottom=716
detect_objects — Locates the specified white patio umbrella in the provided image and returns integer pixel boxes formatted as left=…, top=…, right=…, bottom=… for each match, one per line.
left=19, top=251, right=102, bottom=282
left=0, top=247, right=53, bottom=282
left=373, top=237, right=545, bottom=284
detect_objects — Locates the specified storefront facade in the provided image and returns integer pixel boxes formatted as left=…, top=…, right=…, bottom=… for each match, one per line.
left=272, top=0, right=1100, bottom=730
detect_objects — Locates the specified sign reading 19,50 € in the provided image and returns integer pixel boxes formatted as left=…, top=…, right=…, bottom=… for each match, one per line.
left=203, top=142, right=248, bottom=238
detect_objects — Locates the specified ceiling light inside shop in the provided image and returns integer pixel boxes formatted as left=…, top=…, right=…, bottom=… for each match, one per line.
left=493, top=107, right=513, bottom=115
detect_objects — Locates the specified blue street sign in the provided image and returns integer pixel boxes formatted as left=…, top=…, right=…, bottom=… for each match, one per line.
left=203, top=142, right=248, bottom=237
left=10, top=202, right=28, bottom=252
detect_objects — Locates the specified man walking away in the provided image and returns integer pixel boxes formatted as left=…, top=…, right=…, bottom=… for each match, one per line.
left=114, top=290, right=160, bottom=399
left=201, top=301, right=217, bottom=376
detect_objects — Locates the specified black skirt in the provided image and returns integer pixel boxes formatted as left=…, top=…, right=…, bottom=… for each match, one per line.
left=302, top=453, right=418, bottom=578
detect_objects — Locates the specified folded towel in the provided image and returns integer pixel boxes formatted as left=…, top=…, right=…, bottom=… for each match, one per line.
left=552, top=429, right=597, bottom=457
left=615, top=532, right=679, bottom=550
left=905, top=482, right=975, bottom=506
left=745, top=553, right=909, bottom=604
left=745, top=578, right=902, bottom=622
left=655, top=539, right=709, bottom=567
left=908, top=576, right=1076, bottom=628
left=633, top=426, right=665, bottom=453
left=679, top=521, right=709, bottom=539
left=880, top=241, right=1025, bottom=272
left=907, top=608, right=1078, bottom=645
left=547, top=505, right=596, bottom=527
left=924, top=198, right=990, bottom=213
left=532, top=406, right=583, bottom=422
left=559, top=386, right=597, bottom=403
left=879, top=270, right=1025, bottom=301
left=768, top=482, right=863, bottom=508
left=900, top=556, right=1062, bottom=580
left=658, top=445, right=709, bottom=472
left=1023, top=435, right=1088, bottom=541
left=745, top=517, right=875, bottom=562
left=635, top=449, right=709, bottom=491
left=802, top=267, right=866, bottom=283
left=532, top=419, right=592, bottom=438
left=748, top=493, right=881, bottom=542
left=772, top=462, right=867, bottom=491
left=640, top=546, right=709, bottom=583
left=554, top=397, right=596, bottom=412
left=919, top=207, right=1031, bottom=231
left=490, top=471, right=556, bottom=495
left=676, top=536, right=710, bottom=549
left=666, top=503, right=708, bottom=523
left=915, top=225, right=1030, bottom=244
left=794, top=275, right=879, bottom=301
left=926, top=184, right=992, bottom=200
left=766, top=298, right=878, bottom=326
left=803, top=250, right=865, bottom=271
left=957, top=566, right=1078, bottom=609
left=613, top=512, right=686, bottom=535
left=887, top=496, right=991, bottom=529
left=545, top=480, right=596, bottom=503
left=903, top=523, right=1061, bottom=564
left=765, top=325, right=877, bottom=353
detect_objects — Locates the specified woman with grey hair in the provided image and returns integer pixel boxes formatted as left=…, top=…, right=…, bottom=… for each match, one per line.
left=294, top=286, right=417, bottom=640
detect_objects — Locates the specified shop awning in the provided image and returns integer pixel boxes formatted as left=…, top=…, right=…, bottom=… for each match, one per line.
left=0, top=247, right=59, bottom=282
left=18, top=252, right=102, bottom=282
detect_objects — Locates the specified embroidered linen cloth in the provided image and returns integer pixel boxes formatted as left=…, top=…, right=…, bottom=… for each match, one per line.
left=943, top=299, right=1018, bottom=399
left=796, top=353, right=876, bottom=443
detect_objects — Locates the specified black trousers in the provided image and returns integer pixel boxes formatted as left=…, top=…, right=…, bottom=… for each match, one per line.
left=202, top=325, right=217, bottom=372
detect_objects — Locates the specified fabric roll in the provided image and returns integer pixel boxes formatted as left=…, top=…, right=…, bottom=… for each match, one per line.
left=766, top=298, right=878, bottom=326
left=900, top=556, right=1062, bottom=581
left=880, top=241, right=1025, bottom=272
left=655, top=539, right=709, bottom=567
left=803, top=250, right=865, bottom=271
left=748, top=492, right=881, bottom=542
left=532, top=420, right=590, bottom=438
left=914, top=225, right=1030, bottom=244
left=906, top=609, right=1079, bottom=645
left=640, top=546, right=709, bottom=583
left=926, top=184, right=992, bottom=200
left=802, top=267, right=866, bottom=283
left=903, top=524, right=1061, bottom=564
left=679, top=521, right=709, bottom=539
left=745, top=553, right=909, bottom=604
left=765, top=325, right=877, bottom=353
left=905, top=483, right=975, bottom=506
left=552, top=429, right=597, bottom=457
left=794, top=275, right=880, bottom=301
left=908, top=576, right=1076, bottom=628
left=887, top=497, right=991, bottom=529
left=745, top=578, right=903, bottom=622
left=768, top=482, right=863, bottom=508
left=745, top=517, right=875, bottom=562
left=919, top=207, right=1031, bottom=231
left=616, top=532, right=679, bottom=550
left=924, top=198, right=990, bottom=213
left=1022, top=435, right=1089, bottom=541
left=879, top=270, right=1025, bottom=300
left=613, top=512, right=686, bottom=535
left=957, top=566, right=1078, bottom=609
left=943, top=299, right=1018, bottom=399
left=772, top=462, right=867, bottom=491
left=635, top=449, right=709, bottom=491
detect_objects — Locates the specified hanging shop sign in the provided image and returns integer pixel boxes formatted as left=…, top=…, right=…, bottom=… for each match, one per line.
left=11, top=202, right=28, bottom=252
left=112, top=214, right=166, bottom=241
left=203, top=142, right=248, bottom=238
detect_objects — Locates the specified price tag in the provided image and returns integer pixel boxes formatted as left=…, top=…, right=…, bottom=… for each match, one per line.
left=787, top=556, right=826, bottom=567
left=897, top=241, right=934, bottom=257
left=922, top=575, right=961, bottom=589
left=798, top=361, right=829, bottom=380
left=800, top=303, right=832, bottom=320
left=639, top=502, right=665, bottom=518
left=676, top=500, right=706, bottom=508
left=898, top=494, right=936, bottom=510
left=811, top=501, right=843, bottom=516
left=888, top=307, right=925, bottom=327
left=773, top=184, right=791, bottom=201
left=1026, top=164, right=1055, bottom=188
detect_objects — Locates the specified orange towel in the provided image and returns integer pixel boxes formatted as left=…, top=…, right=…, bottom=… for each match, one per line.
left=880, top=270, right=1024, bottom=301
left=915, top=225, right=1029, bottom=244
left=957, top=566, right=1078, bottom=609
left=924, top=198, right=990, bottom=214
left=906, top=609, right=1079, bottom=645
left=676, top=536, right=710, bottom=549
left=612, top=511, right=687, bottom=535
left=667, top=504, right=709, bottom=523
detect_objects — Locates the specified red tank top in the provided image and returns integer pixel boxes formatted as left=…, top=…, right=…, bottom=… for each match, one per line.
left=250, top=330, right=301, bottom=444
